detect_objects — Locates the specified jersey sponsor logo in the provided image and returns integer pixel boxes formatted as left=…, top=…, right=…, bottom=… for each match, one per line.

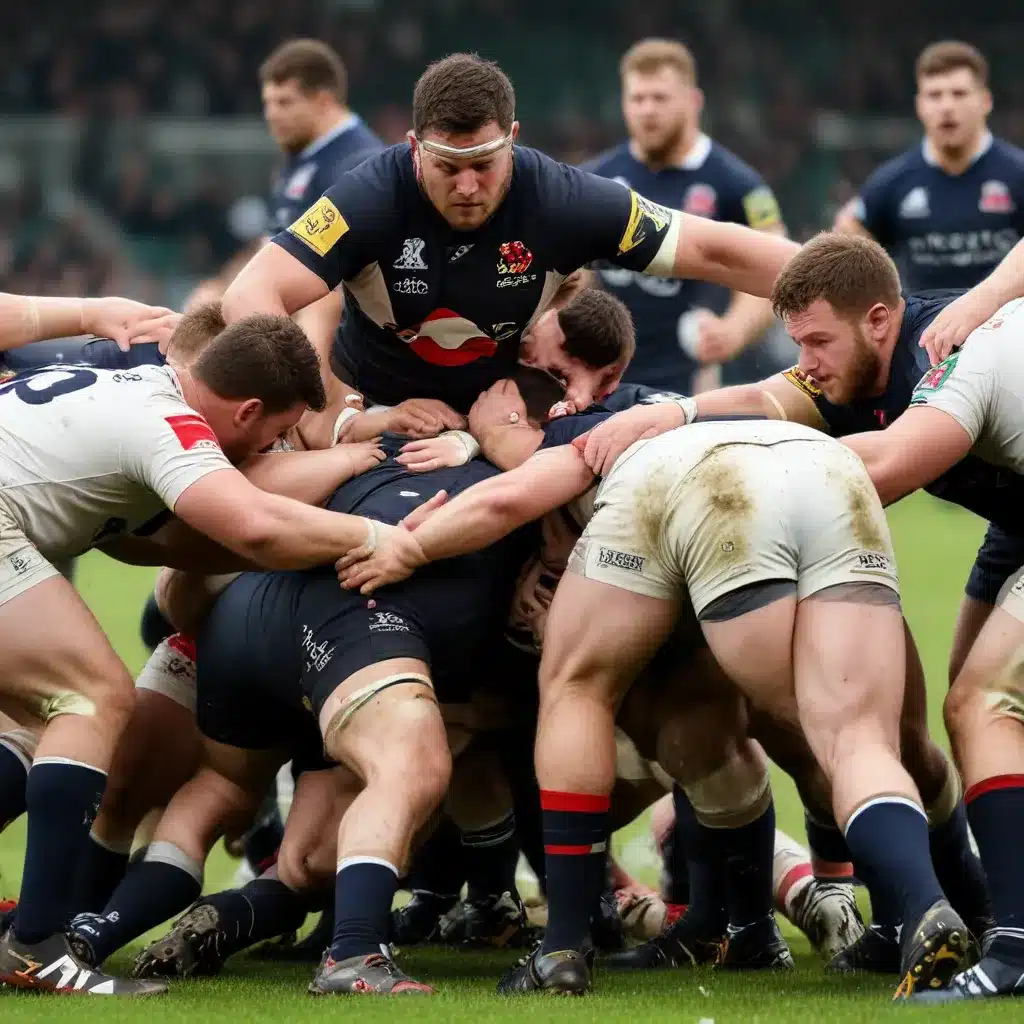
left=907, top=227, right=1019, bottom=268
left=742, top=186, right=782, bottom=230
left=393, top=277, right=429, bottom=296
left=399, top=308, right=498, bottom=367
left=166, top=414, right=220, bottom=451
left=7, top=549, right=41, bottom=577
left=683, top=183, right=717, bottom=218
left=597, top=546, right=646, bottom=574
left=394, top=237, right=428, bottom=270
left=369, top=610, right=410, bottom=633
left=491, top=322, right=518, bottom=341
left=449, top=244, right=474, bottom=262
left=911, top=352, right=959, bottom=401
left=898, top=186, right=930, bottom=219
left=498, top=241, right=533, bottom=275
left=300, top=624, right=335, bottom=673
left=617, top=191, right=673, bottom=256
left=283, top=162, right=318, bottom=201
left=781, top=366, right=822, bottom=398
left=287, top=196, right=349, bottom=257
left=855, top=552, right=893, bottom=573
left=979, top=179, right=1016, bottom=214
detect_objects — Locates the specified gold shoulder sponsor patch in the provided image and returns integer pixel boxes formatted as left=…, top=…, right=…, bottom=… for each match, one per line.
left=618, top=190, right=674, bottom=256
left=287, top=197, right=349, bottom=257
left=782, top=366, right=822, bottom=398
left=742, top=186, right=782, bottom=230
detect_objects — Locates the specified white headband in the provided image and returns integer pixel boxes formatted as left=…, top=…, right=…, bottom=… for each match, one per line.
left=416, top=134, right=513, bottom=159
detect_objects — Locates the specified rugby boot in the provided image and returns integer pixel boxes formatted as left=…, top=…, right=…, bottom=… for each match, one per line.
left=893, top=898, right=979, bottom=999
left=721, top=914, right=795, bottom=970
left=603, top=908, right=726, bottom=970
left=590, top=890, right=627, bottom=953
left=497, top=945, right=592, bottom=995
left=308, top=949, right=434, bottom=994
left=788, top=879, right=865, bottom=960
left=826, top=922, right=901, bottom=974
left=912, top=945, right=1024, bottom=1003
left=131, top=902, right=228, bottom=979
left=439, top=890, right=538, bottom=948
left=0, top=926, right=166, bottom=994
left=389, top=890, right=457, bottom=946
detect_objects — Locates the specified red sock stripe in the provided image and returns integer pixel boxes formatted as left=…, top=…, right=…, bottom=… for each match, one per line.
left=775, top=863, right=813, bottom=909
left=168, top=632, right=197, bottom=662
left=540, top=790, right=610, bottom=813
left=810, top=856, right=855, bottom=880
left=545, top=843, right=602, bottom=856
left=964, top=774, right=1024, bottom=804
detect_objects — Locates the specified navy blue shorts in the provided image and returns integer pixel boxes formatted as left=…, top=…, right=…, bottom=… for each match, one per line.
left=965, top=523, right=1024, bottom=604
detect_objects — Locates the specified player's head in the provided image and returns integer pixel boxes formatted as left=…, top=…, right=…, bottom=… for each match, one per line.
left=188, top=314, right=326, bottom=462
left=410, top=53, right=518, bottom=231
left=772, top=233, right=903, bottom=405
left=915, top=41, right=991, bottom=156
left=519, top=289, right=635, bottom=409
left=619, top=39, right=702, bottom=165
left=260, top=39, right=348, bottom=155
left=164, top=302, right=225, bottom=367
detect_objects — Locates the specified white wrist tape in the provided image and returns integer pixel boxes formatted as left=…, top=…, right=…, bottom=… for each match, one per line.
left=444, top=429, right=480, bottom=462
left=672, top=396, right=699, bottom=424
left=362, top=517, right=378, bottom=552
left=331, top=407, right=362, bottom=445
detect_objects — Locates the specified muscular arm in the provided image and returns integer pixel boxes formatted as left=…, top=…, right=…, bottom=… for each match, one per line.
left=221, top=243, right=329, bottom=323
left=694, top=371, right=827, bottom=429
left=239, top=443, right=380, bottom=508
left=412, top=446, right=594, bottom=562
left=842, top=406, right=974, bottom=506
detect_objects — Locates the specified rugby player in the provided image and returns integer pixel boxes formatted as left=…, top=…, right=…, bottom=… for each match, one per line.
left=835, top=41, right=1024, bottom=293
left=577, top=234, right=996, bottom=971
left=0, top=314, right=423, bottom=996
left=338, top=415, right=973, bottom=999
left=221, top=52, right=799, bottom=439
left=584, top=38, right=785, bottom=393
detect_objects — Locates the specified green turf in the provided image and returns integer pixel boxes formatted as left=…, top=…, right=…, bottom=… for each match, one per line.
left=2, top=492, right=1018, bottom=1018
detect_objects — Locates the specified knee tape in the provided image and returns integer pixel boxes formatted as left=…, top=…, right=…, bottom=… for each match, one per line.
left=923, top=749, right=963, bottom=826
left=684, top=754, right=771, bottom=829
left=323, top=673, right=435, bottom=748
left=614, top=728, right=653, bottom=783
left=38, top=690, right=96, bottom=723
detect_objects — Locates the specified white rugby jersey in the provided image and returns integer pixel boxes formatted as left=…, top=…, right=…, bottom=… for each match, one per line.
left=0, top=363, right=232, bottom=559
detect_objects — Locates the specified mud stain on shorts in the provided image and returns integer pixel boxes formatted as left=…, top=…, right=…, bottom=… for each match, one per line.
left=694, top=449, right=753, bottom=572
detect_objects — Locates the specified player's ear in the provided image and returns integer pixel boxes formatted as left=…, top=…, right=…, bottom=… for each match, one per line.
left=691, top=87, right=705, bottom=118
left=510, top=121, right=520, bottom=143
left=234, top=398, right=264, bottom=429
left=865, top=302, right=891, bottom=341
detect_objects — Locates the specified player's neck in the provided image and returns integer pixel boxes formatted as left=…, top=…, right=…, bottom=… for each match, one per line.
left=875, top=299, right=907, bottom=393
left=297, top=108, right=354, bottom=158
left=630, top=128, right=702, bottom=171
left=924, top=129, right=991, bottom=176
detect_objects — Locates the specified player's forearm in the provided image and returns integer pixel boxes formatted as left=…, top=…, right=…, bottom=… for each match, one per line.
left=973, top=237, right=1024, bottom=309
left=722, top=291, right=777, bottom=349
left=0, top=293, right=85, bottom=349
left=240, top=447, right=360, bottom=507
left=221, top=271, right=290, bottom=324
left=689, top=222, right=799, bottom=297
left=842, top=433, right=911, bottom=507
left=694, top=382, right=784, bottom=420
left=413, top=482, right=529, bottom=563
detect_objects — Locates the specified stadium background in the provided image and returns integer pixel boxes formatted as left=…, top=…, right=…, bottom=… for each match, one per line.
left=0, top=1, right=1017, bottom=1019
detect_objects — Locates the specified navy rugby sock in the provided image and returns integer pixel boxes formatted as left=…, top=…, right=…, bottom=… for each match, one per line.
left=930, top=800, right=992, bottom=929
left=330, top=858, right=399, bottom=961
left=672, top=785, right=727, bottom=935
left=723, top=798, right=776, bottom=929
left=202, top=876, right=310, bottom=957
left=844, top=798, right=944, bottom=934
left=73, top=832, right=131, bottom=914
left=13, top=758, right=106, bottom=944
left=403, top=815, right=465, bottom=898
left=463, top=811, right=520, bottom=902
left=82, top=843, right=202, bottom=963
left=539, top=790, right=609, bottom=954
left=966, top=776, right=1024, bottom=964
left=0, top=736, right=29, bottom=832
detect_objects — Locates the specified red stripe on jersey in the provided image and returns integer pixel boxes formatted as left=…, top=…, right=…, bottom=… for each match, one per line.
left=540, top=790, right=610, bottom=813
left=166, top=414, right=219, bottom=451
left=167, top=633, right=196, bottom=662
left=545, top=843, right=602, bottom=856
left=965, top=774, right=1024, bottom=803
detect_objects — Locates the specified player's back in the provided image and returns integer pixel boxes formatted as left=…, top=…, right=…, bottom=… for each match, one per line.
left=0, top=363, right=223, bottom=559
left=851, top=137, right=1024, bottom=291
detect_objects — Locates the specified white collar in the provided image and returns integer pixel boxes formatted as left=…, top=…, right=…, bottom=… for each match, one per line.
left=298, top=113, right=361, bottom=161
left=629, top=132, right=712, bottom=171
left=922, top=130, right=993, bottom=170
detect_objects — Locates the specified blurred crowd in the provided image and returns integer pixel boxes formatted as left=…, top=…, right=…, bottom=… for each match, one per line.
left=1, top=0, right=1022, bottom=294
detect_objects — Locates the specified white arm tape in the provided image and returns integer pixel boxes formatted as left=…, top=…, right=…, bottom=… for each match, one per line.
left=362, top=517, right=378, bottom=553
left=444, top=429, right=480, bottom=462
left=673, top=396, right=699, bottom=424
left=332, top=407, right=363, bottom=446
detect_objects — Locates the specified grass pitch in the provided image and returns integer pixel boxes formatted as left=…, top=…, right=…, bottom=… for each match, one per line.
left=2, top=493, right=1019, bottom=1020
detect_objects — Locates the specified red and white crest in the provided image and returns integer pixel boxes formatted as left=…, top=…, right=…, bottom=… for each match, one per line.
left=401, top=308, right=498, bottom=367
left=979, top=180, right=1015, bottom=214
left=683, top=183, right=717, bottom=218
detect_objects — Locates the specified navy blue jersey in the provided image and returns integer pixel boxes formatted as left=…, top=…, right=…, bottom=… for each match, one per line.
left=782, top=291, right=1024, bottom=531
left=583, top=135, right=782, bottom=392
left=267, top=116, right=383, bottom=233
left=272, top=143, right=682, bottom=413
left=2, top=337, right=164, bottom=375
left=538, top=383, right=685, bottom=448
left=851, top=135, right=1024, bottom=291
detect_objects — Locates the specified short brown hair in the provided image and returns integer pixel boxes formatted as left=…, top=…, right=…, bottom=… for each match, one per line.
left=771, top=233, right=902, bottom=321
left=194, top=314, right=326, bottom=414
left=559, top=289, right=636, bottom=370
left=413, top=53, right=515, bottom=138
left=260, top=39, right=347, bottom=102
left=166, top=302, right=224, bottom=364
left=620, top=39, right=697, bottom=86
left=916, top=41, right=988, bottom=86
